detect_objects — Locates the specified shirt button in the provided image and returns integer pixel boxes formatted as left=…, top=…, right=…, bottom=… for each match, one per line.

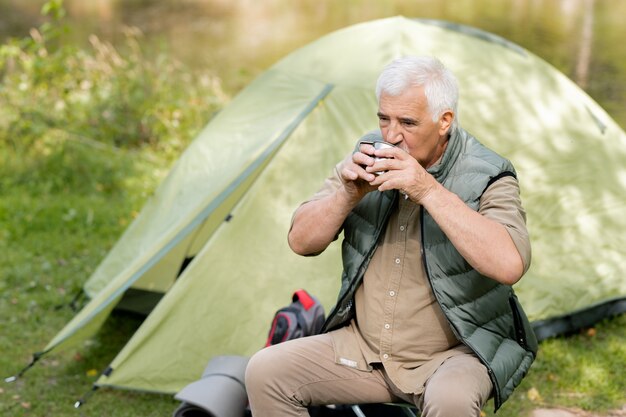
left=389, top=291, right=395, bottom=297
left=384, top=323, right=390, bottom=329
left=395, top=258, right=401, bottom=264
left=383, top=353, right=389, bottom=360
left=400, top=225, right=405, bottom=231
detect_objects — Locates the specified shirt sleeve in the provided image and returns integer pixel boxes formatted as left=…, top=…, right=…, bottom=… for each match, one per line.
left=479, top=175, right=532, bottom=274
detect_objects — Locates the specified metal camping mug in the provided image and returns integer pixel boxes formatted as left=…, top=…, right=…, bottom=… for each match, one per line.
left=360, top=140, right=396, bottom=175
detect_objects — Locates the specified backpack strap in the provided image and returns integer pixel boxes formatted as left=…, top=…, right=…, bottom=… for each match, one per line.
left=293, top=289, right=315, bottom=311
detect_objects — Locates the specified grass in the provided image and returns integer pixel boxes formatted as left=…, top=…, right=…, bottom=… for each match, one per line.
left=485, top=315, right=626, bottom=416
left=0, top=149, right=182, bottom=416
left=1, top=2, right=625, bottom=416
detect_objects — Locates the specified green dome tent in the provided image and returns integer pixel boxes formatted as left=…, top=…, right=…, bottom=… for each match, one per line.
left=26, top=17, right=626, bottom=394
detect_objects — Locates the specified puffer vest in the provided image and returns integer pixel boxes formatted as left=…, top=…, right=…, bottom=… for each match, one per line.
left=322, top=128, right=538, bottom=410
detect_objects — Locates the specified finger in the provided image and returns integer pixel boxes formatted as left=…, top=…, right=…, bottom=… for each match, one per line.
left=343, top=163, right=376, bottom=183
left=373, top=175, right=401, bottom=193
left=352, top=151, right=375, bottom=168
left=358, top=142, right=376, bottom=156
left=373, top=146, right=405, bottom=160
left=359, top=169, right=376, bottom=183
left=365, top=157, right=396, bottom=175
left=341, top=166, right=358, bottom=181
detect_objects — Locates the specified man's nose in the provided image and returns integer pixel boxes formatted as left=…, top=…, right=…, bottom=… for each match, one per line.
left=385, top=124, right=402, bottom=144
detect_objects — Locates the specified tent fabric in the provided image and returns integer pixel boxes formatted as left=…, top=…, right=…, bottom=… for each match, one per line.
left=37, top=17, right=625, bottom=394
left=531, top=297, right=626, bottom=341
left=43, top=70, right=335, bottom=354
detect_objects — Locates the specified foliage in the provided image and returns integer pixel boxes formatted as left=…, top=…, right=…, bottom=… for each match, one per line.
left=484, top=314, right=626, bottom=416
left=0, top=0, right=227, bottom=195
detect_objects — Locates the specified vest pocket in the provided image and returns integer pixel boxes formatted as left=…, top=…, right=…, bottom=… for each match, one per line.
left=509, top=293, right=539, bottom=355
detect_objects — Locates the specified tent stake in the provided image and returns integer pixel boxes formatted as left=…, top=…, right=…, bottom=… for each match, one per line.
left=4, top=352, right=42, bottom=383
left=74, top=385, right=99, bottom=408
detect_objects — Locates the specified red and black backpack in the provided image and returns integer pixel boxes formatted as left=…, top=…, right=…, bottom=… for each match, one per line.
left=265, top=289, right=326, bottom=347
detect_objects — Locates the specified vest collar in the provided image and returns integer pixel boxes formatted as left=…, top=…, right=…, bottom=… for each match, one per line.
left=426, top=127, right=464, bottom=183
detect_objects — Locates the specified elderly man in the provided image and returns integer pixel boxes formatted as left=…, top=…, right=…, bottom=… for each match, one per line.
left=245, top=56, right=537, bottom=417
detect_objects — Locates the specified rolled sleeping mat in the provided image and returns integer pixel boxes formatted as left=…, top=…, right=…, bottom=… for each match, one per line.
left=173, top=355, right=250, bottom=417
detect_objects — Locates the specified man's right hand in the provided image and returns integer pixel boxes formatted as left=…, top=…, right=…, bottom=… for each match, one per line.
left=288, top=145, right=380, bottom=256
left=339, top=143, right=378, bottom=203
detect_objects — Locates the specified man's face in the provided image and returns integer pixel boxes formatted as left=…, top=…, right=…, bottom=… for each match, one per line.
left=377, top=85, right=452, bottom=168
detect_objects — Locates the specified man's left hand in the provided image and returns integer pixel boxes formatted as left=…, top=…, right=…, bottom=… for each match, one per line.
left=366, top=146, right=440, bottom=202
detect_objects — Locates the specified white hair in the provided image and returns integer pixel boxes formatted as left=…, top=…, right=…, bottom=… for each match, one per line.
left=375, top=56, right=459, bottom=131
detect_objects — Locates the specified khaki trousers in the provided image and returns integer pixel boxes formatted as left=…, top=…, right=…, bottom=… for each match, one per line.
left=245, top=333, right=492, bottom=417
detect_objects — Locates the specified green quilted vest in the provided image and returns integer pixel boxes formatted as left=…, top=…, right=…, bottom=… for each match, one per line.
left=322, top=128, right=538, bottom=410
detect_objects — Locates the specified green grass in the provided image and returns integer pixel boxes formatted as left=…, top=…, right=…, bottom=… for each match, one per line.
left=1, top=3, right=625, bottom=416
left=0, top=151, right=182, bottom=416
left=485, top=315, right=626, bottom=416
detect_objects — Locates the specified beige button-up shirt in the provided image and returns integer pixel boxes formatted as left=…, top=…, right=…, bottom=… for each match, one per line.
left=301, top=157, right=531, bottom=395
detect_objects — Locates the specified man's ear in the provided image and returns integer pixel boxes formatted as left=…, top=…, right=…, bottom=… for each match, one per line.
left=439, top=110, right=454, bottom=136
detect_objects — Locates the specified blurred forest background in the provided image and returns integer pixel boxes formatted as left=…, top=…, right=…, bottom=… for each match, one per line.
left=1, top=0, right=624, bottom=416
left=2, top=0, right=626, bottom=125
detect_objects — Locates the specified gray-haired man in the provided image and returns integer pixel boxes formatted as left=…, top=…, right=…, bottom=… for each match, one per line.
left=246, top=56, right=537, bottom=417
